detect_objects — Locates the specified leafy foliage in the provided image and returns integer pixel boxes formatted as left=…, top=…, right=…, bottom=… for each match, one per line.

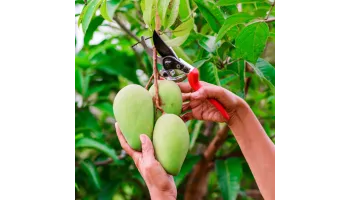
left=75, top=0, right=275, bottom=199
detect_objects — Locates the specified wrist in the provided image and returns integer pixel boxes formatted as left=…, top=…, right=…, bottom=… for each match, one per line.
left=227, top=96, right=250, bottom=127
left=149, top=188, right=176, bottom=200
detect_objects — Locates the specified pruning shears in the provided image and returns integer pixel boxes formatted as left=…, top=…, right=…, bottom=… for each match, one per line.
left=137, top=30, right=230, bottom=121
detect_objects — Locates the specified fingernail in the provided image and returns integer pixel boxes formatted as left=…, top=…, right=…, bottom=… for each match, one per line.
left=140, top=134, right=146, bottom=144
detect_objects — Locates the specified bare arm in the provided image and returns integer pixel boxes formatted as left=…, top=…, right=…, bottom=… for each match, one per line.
left=229, top=102, right=275, bottom=200
left=178, top=82, right=275, bottom=200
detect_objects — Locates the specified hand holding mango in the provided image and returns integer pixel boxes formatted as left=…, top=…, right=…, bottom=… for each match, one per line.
left=113, top=81, right=189, bottom=176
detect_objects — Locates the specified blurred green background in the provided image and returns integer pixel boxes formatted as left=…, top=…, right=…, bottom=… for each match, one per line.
left=75, top=0, right=275, bottom=199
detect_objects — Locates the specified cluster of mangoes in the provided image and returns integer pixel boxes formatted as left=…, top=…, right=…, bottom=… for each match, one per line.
left=113, top=80, right=189, bottom=176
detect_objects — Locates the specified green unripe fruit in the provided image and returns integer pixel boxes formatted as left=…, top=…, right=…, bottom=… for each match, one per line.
left=153, top=114, right=189, bottom=175
left=113, top=84, right=154, bottom=151
left=149, top=80, right=182, bottom=120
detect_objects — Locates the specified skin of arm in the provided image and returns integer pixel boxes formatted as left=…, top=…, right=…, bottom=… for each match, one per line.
left=178, top=81, right=275, bottom=200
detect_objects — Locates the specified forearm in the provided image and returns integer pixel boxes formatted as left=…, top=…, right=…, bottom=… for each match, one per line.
left=229, top=102, right=275, bottom=200
left=149, top=189, right=176, bottom=200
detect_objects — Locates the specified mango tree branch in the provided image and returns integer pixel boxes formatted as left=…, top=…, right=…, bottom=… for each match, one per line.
left=185, top=125, right=230, bottom=200
left=265, top=1, right=275, bottom=20
left=152, top=0, right=163, bottom=113
left=145, top=74, right=154, bottom=89
left=152, top=47, right=164, bottom=113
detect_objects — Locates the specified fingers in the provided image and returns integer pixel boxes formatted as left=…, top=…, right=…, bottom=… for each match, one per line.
left=115, top=123, right=139, bottom=161
left=182, top=93, right=191, bottom=102
left=191, top=86, right=227, bottom=103
left=140, top=134, right=155, bottom=163
left=181, top=112, right=194, bottom=122
left=182, top=102, right=191, bottom=112
left=177, top=82, right=192, bottom=93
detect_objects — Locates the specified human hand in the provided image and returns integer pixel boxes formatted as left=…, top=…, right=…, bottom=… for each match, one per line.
left=115, top=123, right=177, bottom=200
left=178, top=81, right=247, bottom=126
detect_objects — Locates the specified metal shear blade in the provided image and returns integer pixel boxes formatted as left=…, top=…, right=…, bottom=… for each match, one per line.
left=152, top=31, right=177, bottom=58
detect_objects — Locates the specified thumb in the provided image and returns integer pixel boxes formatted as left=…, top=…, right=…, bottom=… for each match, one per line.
left=140, top=134, right=155, bottom=161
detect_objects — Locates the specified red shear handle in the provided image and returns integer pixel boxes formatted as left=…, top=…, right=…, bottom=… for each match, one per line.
left=187, top=68, right=230, bottom=120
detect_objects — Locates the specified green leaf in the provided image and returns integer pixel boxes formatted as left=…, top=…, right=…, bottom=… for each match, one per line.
left=164, top=0, right=180, bottom=29
left=93, top=102, right=114, bottom=116
left=75, top=182, right=80, bottom=191
left=142, top=0, right=156, bottom=28
left=226, top=26, right=240, bottom=41
left=79, top=0, right=103, bottom=34
left=76, top=137, right=120, bottom=163
left=227, top=60, right=245, bottom=98
left=190, top=120, right=204, bottom=149
left=84, top=16, right=104, bottom=46
left=215, top=157, right=243, bottom=200
left=236, top=22, right=269, bottom=63
left=75, top=109, right=100, bottom=131
left=164, top=34, right=190, bottom=47
left=216, top=41, right=234, bottom=60
left=197, top=34, right=218, bottom=53
left=179, top=0, right=192, bottom=21
left=193, top=57, right=211, bottom=68
left=216, top=13, right=255, bottom=42
left=217, top=0, right=264, bottom=6
left=88, top=39, right=117, bottom=60
left=158, top=0, right=171, bottom=23
left=75, top=68, right=83, bottom=94
left=80, top=160, right=101, bottom=190
left=220, top=75, right=235, bottom=85
left=100, top=0, right=120, bottom=22
left=173, top=47, right=192, bottom=64
left=174, top=19, right=194, bottom=37
left=248, top=58, right=275, bottom=87
left=86, top=84, right=106, bottom=97
left=238, top=60, right=245, bottom=98
left=75, top=133, right=84, bottom=141
left=174, top=155, right=201, bottom=186
left=193, top=0, right=225, bottom=33
left=200, top=62, right=220, bottom=85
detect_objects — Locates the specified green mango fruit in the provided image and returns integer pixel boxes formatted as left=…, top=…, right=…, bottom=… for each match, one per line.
left=113, top=84, right=154, bottom=151
left=153, top=114, right=189, bottom=175
left=149, top=80, right=182, bottom=119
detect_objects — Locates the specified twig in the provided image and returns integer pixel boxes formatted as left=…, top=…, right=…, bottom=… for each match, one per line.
left=203, top=125, right=230, bottom=161
left=145, top=74, right=154, bottom=89
left=153, top=47, right=164, bottom=113
left=265, top=1, right=275, bottom=20
left=264, top=17, right=275, bottom=23
left=94, top=158, right=113, bottom=166
left=84, top=0, right=87, bottom=5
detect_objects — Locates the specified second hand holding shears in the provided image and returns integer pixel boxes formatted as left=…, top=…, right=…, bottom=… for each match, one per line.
left=138, top=30, right=230, bottom=121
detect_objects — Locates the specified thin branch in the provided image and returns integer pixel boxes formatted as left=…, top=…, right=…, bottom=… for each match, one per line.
left=203, top=125, right=230, bottom=161
left=264, top=17, right=275, bottom=23
left=265, top=1, right=275, bottom=20
left=84, top=0, right=87, bottom=5
left=94, top=158, right=114, bottom=166
left=145, top=74, right=154, bottom=89
left=153, top=47, right=164, bottom=113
